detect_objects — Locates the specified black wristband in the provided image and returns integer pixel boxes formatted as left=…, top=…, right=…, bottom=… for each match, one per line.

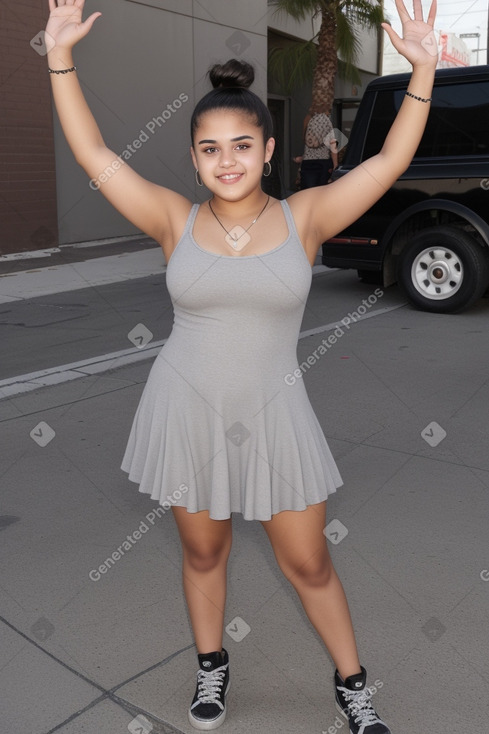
left=48, top=66, right=77, bottom=74
left=405, top=90, right=432, bottom=103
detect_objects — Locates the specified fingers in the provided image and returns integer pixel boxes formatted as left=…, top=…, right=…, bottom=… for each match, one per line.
left=81, top=11, right=102, bottom=31
left=394, top=0, right=411, bottom=23
left=393, top=0, right=437, bottom=28
left=427, top=0, right=437, bottom=26
left=381, top=22, right=403, bottom=50
left=413, top=0, right=423, bottom=22
left=53, top=0, right=84, bottom=6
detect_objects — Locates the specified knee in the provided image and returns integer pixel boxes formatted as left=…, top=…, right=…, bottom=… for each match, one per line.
left=284, top=551, right=334, bottom=588
left=183, top=540, right=231, bottom=573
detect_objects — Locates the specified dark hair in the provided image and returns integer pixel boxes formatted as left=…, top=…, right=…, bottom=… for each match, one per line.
left=190, top=59, right=273, bottom=145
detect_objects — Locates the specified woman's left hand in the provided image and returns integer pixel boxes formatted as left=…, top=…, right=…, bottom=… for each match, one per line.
left=382, top=0, right=438, bottom=69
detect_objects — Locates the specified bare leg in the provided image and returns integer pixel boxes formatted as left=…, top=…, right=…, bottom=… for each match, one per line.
left=172, top=506, right=232, bottom=654
left=260, top=501, right=361, bottom=680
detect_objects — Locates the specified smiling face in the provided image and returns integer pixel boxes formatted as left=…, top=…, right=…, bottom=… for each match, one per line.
left=191, top=110, right=275, bottom=202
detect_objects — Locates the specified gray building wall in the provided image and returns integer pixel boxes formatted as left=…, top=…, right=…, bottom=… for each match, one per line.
left=52, top=1, right=381, bottom=244
left=54, top=0, right=271, bottom=244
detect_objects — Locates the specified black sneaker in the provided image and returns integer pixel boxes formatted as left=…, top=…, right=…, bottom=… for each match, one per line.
left=188, top=648, right=230, bottom=730
left=335, top=666, right=391, bottom=734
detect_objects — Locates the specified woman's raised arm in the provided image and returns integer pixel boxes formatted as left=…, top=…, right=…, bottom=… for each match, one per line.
left=46, top=0, right=190, bottom=253
left=291, top=0, right=438, bottom=255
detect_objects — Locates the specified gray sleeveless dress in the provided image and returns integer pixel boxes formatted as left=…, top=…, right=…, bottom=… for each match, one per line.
left=120, top=198, right=343, bottom=520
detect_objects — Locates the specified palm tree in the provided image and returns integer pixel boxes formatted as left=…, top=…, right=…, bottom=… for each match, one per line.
left=269, top=0, right=385, bottom=115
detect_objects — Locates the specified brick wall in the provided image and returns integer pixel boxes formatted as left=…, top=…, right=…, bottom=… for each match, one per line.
left=0, top=0, right=58, bottom=255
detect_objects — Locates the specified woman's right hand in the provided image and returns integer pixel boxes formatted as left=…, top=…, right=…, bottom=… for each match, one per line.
left=46, top=0, right=101, bottom=51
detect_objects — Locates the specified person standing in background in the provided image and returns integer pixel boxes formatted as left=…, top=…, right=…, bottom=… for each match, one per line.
left=300, top=109, right=339, bottom=189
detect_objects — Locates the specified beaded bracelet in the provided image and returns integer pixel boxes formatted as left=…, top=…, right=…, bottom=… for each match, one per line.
left=405, top=90, right=432, bottom=103
left=48, top=66, right=77, bottom=74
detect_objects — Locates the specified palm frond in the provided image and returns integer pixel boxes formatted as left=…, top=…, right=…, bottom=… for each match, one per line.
left=269, top=0, right=321, bottom=23
left=335, top=11, right=362, bottom=85
left=335, top=10, right=360, bottom=66
left=340, top=0, right=385, bottom=27
left=268, top=41, right=318, bottom=94
left=270, top=0, right=383, bottom=94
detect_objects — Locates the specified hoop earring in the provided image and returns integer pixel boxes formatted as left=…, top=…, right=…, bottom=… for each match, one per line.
left=195, top=169, right=203, bottom=187
left=263, top=161, right=272, bottom=177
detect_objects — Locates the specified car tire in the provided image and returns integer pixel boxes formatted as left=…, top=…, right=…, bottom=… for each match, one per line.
left=397, top=226, right=489, bottom=313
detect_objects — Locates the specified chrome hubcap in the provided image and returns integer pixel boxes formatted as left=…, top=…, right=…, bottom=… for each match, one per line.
left=411, top=247, right=463, bottom=300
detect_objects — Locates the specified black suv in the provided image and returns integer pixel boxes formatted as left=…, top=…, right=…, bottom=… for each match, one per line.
left=322, top=66, right=489, bottom=313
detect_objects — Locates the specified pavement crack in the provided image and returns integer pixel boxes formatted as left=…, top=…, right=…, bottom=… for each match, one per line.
left=0, top=612, right=194, bottom=734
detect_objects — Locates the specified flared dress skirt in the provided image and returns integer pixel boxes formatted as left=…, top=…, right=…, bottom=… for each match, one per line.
left=120, top=199, right=343, bottom=520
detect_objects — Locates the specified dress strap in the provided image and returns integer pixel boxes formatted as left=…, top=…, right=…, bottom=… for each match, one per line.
left=171, top=203, right=200, bottom=258
left=185, top=202, right=200, bottom=236
left=280, top=198, right=302, bottom=244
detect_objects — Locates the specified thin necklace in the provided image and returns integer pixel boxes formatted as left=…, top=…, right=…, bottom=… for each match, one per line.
left=208, top=195, right=270, bottom=252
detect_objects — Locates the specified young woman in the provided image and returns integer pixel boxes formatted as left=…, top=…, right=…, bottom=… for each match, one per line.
left=45, top=1, right=438, bottom=731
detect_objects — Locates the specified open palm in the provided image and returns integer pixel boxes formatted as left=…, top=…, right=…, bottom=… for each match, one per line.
left=382, top=0, right=438, bottom=68
left=46, top=0, right=101, bottom=50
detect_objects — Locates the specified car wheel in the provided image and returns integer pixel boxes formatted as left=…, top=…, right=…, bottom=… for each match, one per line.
left=397, top=226, right=489, bottom=313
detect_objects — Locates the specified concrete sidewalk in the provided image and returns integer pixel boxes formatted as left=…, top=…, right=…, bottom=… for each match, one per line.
left=1, top=248, right=488, bottom=734
left=0, top=237, right=165, bottom=304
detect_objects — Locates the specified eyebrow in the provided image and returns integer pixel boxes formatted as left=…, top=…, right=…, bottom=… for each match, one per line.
left=197, top=135, right=255, bottom=144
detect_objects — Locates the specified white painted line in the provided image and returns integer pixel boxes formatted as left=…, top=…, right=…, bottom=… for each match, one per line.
left=0, top=235, right=152, bottom=261
left=0, top=259, right=329, bottom=304
left=0, top=248, right=61, bottom=262
left=0, top=304, right=406, bottom=400
left=59, top=235, right=152, bottom=249
left=0, top=249, right=166, bottom=303
left=299, top=304, right=407, bottom=339
left=0, top=340, right=167, bottom=399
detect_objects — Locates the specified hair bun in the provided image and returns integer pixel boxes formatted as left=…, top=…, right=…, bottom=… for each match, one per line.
left=209, top=59, right=254, bottom=90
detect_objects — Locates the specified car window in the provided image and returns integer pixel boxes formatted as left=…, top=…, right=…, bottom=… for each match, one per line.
left=362, top=79, right=489, bottom=161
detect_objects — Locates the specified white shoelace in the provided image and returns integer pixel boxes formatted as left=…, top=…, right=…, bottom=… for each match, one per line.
left=191, top=663, right=228, bottom=711
left=338, top=685, right=384, bottom=733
